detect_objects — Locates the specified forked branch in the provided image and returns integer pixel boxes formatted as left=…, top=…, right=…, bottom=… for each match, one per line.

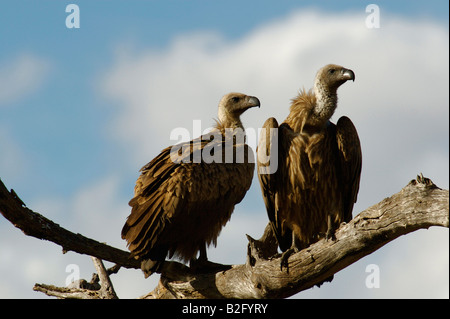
left=0, top=175, right=448, bottom=299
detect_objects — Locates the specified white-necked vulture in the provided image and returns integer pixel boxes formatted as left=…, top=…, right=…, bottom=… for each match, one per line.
left=122, top=93, right=260, bottom=277
left=257, top=64, right=362, bottom=269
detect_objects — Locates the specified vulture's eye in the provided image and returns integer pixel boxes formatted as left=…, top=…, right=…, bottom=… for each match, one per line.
left=329, top=69, right=336, bottom=74
left=231, top=96, right=240, bottom=103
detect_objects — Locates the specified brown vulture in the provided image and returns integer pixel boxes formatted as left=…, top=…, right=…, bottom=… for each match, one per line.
left=122, top=92, right=260, bottom=277
left=257, top=64, right=362, bottom=269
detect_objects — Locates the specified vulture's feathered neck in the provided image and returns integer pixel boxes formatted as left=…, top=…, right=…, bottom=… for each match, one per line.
left=285, top=80, right=338, bottom=133
left=313, top=76, right=338, bottom=121
left=214, top=118, right=246, bottom=138
left=216, top=110, right=245, bottom=133
left=213, top=115, right=248, bottom=146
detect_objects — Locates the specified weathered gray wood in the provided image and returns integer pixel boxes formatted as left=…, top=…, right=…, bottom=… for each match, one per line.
left=1, top=175, right=448, bottom=299
left=0, top=178, right=140, bottom=270
left=32, top=257, right=118, bottom=299
left=143, top=175, right=449, bottom=299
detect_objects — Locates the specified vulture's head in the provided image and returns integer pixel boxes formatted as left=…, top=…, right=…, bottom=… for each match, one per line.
left=218, top=92, right=260, bottom=129
left=309, top=64, right=355, bottom=124
left=315, top=64, right=355, bottom=93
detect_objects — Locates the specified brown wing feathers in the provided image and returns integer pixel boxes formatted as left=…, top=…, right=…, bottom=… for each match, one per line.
left=122, top=146, right=189, bottom=259
left=121, top=93, right=259, bottom=275
left=257, top=64, right=361, bottom=255
left=336, top=116, right=362, bottom=222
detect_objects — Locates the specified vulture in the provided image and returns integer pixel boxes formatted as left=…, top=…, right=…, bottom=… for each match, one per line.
left=257, top=64, right=362, bottom=268
left=122, top=92, right=260, bottom=277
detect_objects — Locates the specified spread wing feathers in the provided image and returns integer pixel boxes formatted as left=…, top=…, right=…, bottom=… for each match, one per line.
left=336, top=116, right=362, bottom=222
left=121, top=133, right=254, bottom=261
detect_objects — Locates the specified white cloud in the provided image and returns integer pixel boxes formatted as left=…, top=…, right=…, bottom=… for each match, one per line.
left=29, top=175, right=129, bottom=249
left=0, top=53, right=51, bottom=106
left=378, top=228, right=449, bottom=298
left=99, top=10, right=448, bottom=174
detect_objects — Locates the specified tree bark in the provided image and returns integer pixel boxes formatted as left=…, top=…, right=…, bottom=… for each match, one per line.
left=33, top=257, right=118, bottom=299
left=1, top=175, right=448, bottom=299
left=0, top=178, right=140, bottom=270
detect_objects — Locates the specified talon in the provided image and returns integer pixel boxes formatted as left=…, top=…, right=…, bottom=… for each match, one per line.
left=325, top=230, right=334, bottom=241
left=140, top=259, right=162, bottom=278
left=325, top=228, right=337, bottom=241
left=326, top=215, right=337, bottom=241
left=280, top=247, right=297, bottom=273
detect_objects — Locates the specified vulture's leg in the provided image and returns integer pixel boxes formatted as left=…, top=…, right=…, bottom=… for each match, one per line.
left=198, top=244, right=208, bottom=262
left=325, top=214, right=337, bottom=241
left=140, top=259, right=161, bottom=278
left=190, top=244, right=232, bottom=273
left=280, top=232, right=300, bottom=272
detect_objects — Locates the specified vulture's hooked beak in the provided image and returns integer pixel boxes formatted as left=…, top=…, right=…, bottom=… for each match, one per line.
left=342, top=68, right=355, bottom=82
left=247, top=96, right=261, bottom=108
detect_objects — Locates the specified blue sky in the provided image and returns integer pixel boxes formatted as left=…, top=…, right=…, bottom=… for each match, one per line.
left=1, top=0, right=448, bottom=203
left=1, top=1, right=448, bottom=298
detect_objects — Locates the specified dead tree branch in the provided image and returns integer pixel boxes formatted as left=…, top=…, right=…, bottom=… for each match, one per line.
left=142, top=174, right=448, bottom=299
left=33, top=257, right=118, bottom=299
left=1, top=175, right=448, bottom=299
left=0, top=178, right=139, bottom=270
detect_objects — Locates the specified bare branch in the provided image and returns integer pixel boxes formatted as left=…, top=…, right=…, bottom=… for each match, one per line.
left=144, top=175, right=449, bottom=299
left=0, top=178, right=139, bottom=270
left=1, top=175, right=448, bottom=299
left=90, top=257, right=118, bottom=299
left=33, top=257, right=118, bottom=299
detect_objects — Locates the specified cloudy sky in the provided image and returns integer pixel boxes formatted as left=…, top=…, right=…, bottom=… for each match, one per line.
left=0, top=1, right=448, bottom=298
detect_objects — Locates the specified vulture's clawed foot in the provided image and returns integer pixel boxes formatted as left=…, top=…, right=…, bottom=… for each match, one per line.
left=140, top=259, right=162, bottom=278
left=190, top=258, right=232, bottom=273
left=325, top=228, right=336, bottom=241
left=325, top=216, right=337, bottom=241
left=280, top=247, right=298, bottom=273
